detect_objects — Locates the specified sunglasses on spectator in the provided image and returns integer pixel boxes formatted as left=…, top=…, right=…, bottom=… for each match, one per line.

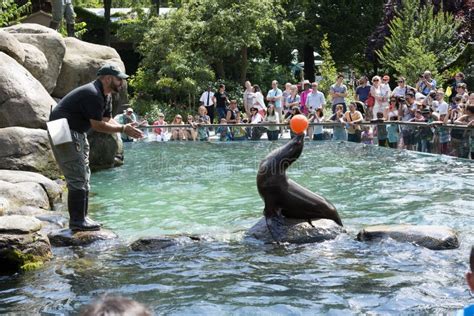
left=373, top=79, right=379, bottom=82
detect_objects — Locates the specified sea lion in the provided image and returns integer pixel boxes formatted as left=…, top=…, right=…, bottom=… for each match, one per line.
left=256, top=134, right=343, bottom=242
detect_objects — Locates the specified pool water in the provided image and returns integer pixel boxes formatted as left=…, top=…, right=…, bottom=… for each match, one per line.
left=0, top=141, right=473, bottom=315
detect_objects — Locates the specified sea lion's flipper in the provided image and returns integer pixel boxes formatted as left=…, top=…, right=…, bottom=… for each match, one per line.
left=265, top=213, right=287, bottom=243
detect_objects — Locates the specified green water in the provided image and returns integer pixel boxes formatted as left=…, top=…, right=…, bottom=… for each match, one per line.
left=0, top=141, right=473, bottom=315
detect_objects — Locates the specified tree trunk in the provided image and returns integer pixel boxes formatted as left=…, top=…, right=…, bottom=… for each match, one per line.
left=240, top=46, right=248, bottom=85
left=215, top=60, right=225, bottom=80
left=303, top=43, right=314, bottom=82
left=103, top=0, right=112, bottom=46
left=152, top=0, right=161, bottom=16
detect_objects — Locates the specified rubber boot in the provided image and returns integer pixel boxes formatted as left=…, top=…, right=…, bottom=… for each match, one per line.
left=85, top=190, right=102, bottom=227
left=68, top=189, right=100, bottom=231
left=49, top=20, right=60, bottom=31
left=66, top=23, right=75, bottom=37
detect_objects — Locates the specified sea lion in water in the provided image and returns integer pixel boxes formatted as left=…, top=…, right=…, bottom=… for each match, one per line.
left=256, top=134, right=343, bottom=241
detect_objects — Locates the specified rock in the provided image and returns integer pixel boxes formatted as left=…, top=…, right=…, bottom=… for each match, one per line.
left=0, top=180, right=51, bottom=216
left=0, top=231, right=52, bottom=274
left=356, top=224, right=460, bottom=250
left=4, top=23, right=66, bottom=93
left=0, top=30, right=25, bottom=64
left=0, top=170, right=63, bottom=206
left=88, top=130, right=123, bottom=171
left=0, top=215, right=42, bottom=234
left=130, top=235, right=202, bottom=251
left=35, top=214, right=68, bottom=235
left=21, top=43, right=50, bottom=91
left=246, top=217, right=345, bottom=244
left=0, top=53, right=56, bottom=129
left=52, top=37, right=125, bottom=98
left=0, top=127, right=61, bottom=179
left=48, top=229, right=117, bottom=247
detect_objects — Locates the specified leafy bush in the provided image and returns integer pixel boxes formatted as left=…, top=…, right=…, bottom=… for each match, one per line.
left=0, top=0, right=31, bottom=26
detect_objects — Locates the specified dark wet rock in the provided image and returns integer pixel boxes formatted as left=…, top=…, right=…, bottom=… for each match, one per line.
left=87, top=131, right=123, bottom=171
left=0, top=215, right=42, bottom=234
left=357, top=224, right=459, bottom=250
left=130, top=235, right=202, bottom=251
left=246, top=217, right=345, bottom=244
left=48, top=229, right=117, bottom=247
left=0, top=215, right=51, bottom=273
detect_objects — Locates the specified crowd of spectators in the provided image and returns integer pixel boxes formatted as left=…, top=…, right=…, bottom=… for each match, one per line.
left=127, top=71, right=473, bottom=159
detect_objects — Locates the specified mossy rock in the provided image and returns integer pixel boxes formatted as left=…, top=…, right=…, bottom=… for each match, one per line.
left=0, top=231, right=52, bottom=274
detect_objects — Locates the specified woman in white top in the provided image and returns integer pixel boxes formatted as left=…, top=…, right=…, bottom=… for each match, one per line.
left=370, top=75, right=390, bottom=119
left=252, top=85, right=267, bottom=117
left=265, top=104, right=280, bottom=140
left=243, top=81, right=254, bottom=117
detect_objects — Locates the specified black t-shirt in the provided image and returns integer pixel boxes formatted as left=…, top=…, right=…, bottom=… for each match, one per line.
left=214, top=91, right=228, bottom=108
left=50, top=80, right=111, bottom=132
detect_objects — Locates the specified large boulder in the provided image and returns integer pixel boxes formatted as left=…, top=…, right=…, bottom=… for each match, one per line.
left=21, top=43, right=50, bottom=91
left=0, top=170, right=63, bottom=207
left=52, top=37, right=125, bottom=98
left=48, top=229, right=117, bottom=247
left=357, top=224, right=460, bottom=250
left=4, top=23, right=65, bottom=93
left=88, top=130, right=123, bottom=171
left=0, top=53, right=56, bottom=129
left=0, top=30, right=25, bottom=64
left=246, top=217, right=345, bottom=244
left=0, top=215, right=52, bottom=274
left=0, top=127, right=61, bottom=179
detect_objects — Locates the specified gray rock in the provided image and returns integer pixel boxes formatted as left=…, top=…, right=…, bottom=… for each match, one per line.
left=0, top=231, right=52, bottom=273
left=130, top=235, right=201, bottom=251
left=0, top=30, right=25, bottom=64
left=0, top=215, right=42, bottom=234
left=246, top=217, right=345, bottom=244
left=0, top=170, right=63, bottom=206
left=0, top=127, right=61, bottom=179
left=357, top=224, right=460, bottom=250
left=48, top=229, right=117, bottom=247
left=87, top=130, right=122, bottom=171
left=35, top=214, right=68, bottom=234
left=0, top=53, right=56, bottom=129
left=52, top=37, right=125, bottom=98
left=4, top=23, right=66, bottom=94
left=0, top=180, right=50, bottom=215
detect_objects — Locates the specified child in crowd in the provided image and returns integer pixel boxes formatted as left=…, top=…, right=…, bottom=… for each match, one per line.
left=373, top=112, right=388, bottom=147
left=330, top=104, right=347, bottom=141
left=186, top=115, right=197, bottom=141
left=310, top=108, right=325, bottom=141
left=386, top=115, right=400, bottom=148
left=152, top=112, right=169, bottom=141
left=361, top=126, right=373, bottom=145
left=216, top=118, right=232, bottom=141
left=433, top=114, right=450, bottom=154
left=197, top=106, right=210, bottom=141
left=232, top=115, right=247, bottom=141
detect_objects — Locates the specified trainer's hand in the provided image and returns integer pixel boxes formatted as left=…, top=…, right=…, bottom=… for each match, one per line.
left=124, top=124, right=144, bottom=139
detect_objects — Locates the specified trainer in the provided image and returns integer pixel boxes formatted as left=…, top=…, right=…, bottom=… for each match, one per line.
left=49, top=64, right=143, bottom=231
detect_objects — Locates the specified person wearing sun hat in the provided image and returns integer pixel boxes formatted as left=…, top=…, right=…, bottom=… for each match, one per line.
left=48, top=64, right=143, bottom=232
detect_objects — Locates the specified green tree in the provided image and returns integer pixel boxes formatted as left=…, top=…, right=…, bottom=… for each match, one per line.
left=0, top=0, right=31, bottom=26
left=318, top=34, right=337, bottom=101
left=377, top=0, right=462, bottom=83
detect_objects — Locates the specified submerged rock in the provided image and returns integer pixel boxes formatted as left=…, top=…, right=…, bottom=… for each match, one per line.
left=48, top=229, right=117, bottom=247
left=0, top=215, right=52, bottom=274
left=35, top=214, right=68, bottom=235
left=246, top=217, right=345, bottom=244
left=357, top=224, right=459, bottom=250
left=130, top=235, right=202, bottom=251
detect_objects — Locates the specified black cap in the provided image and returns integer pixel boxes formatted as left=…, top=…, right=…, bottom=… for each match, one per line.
left=97, top=64, right=129, bottom=79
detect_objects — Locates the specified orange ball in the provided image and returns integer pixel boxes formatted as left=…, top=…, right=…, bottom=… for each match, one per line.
left=290, top=114, right=309, bottom=134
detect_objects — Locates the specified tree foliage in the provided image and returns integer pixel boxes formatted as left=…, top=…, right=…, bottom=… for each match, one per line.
left=0, top=0, right=31, bottom=26
left=376, top=0, right=463, bottom=81
left=318, top=34, right=338, bottom=98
